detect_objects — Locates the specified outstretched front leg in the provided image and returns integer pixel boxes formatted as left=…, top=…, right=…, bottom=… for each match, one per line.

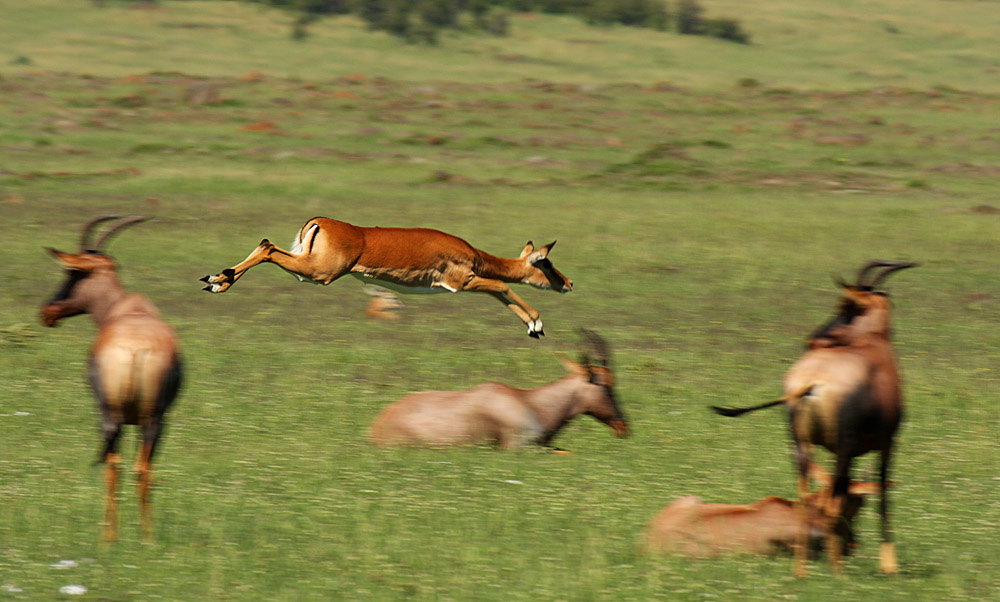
left=201, top=239, right=278, bottom=293
left=463, top=276, right=544, bottom=338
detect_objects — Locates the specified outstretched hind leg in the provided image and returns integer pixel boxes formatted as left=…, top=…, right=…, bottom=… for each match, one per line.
left=200, top=239, right=277, bottom=293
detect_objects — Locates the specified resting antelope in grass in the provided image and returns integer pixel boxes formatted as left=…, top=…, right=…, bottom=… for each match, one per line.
left=644, top=464, right=885, bottom=558
left=200, top=217, right=573, bottom=337
left=369, top=330, right=628, bottom=449
left=713, top=259, right=917, bottom=576
left=40, top=216, right=182, bottom=541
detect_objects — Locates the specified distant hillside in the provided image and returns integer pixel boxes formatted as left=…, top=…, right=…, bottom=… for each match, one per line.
left=3, top=0, right=999, bottom=92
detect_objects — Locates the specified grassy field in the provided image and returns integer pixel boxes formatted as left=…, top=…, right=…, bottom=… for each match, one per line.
left=1, top=1, right=999, bottom=600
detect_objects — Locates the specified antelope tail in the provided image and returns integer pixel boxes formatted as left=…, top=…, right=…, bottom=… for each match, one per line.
left=711, top=398, right=786, bottom=417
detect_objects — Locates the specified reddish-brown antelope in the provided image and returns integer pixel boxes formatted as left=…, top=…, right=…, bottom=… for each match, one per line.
left=369, top=330, right=628, bottom=449
left=40, top=216, right=182, bottom=541
left=200, top=217, right=573, bottom=337
left=713, top=259, right=917, bottom=576
left=644, top=464, right=885, bottom=558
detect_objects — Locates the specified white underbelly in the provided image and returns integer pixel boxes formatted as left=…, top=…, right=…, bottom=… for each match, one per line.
left=348, top=272, right=450, bottom=295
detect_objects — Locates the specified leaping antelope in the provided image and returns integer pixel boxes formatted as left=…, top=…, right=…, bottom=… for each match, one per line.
left=40, top=216, right=183, bottom=541
left=713, top=259, right=917, bottom=576
left=200, top=217, right=573, bottom=337
left=369, top=329, right=628, bottom=449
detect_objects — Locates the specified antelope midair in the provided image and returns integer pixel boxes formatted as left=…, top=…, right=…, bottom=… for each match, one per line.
left=200, top=217, right=573, bottom=337
left=369, top=330, right=628, bottom=449
left=713, top=259, right=917, bottom=576
left=644, top=464, right=885, bottom=558
left=40, top=216, right=182, bottom=541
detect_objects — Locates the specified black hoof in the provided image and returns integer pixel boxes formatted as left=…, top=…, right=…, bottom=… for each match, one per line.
left=202, top=285, right=213, bottom=292
left=529, top=331, right=541, bottom=339
left=199, top=274, right=210, bottom=282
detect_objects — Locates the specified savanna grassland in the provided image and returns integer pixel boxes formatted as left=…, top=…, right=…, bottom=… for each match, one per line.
left=1, top=1, right=998, bottom=600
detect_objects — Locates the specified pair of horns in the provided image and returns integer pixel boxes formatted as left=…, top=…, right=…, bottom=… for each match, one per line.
left=79, top=215, right=151, bottom=252
left=842, top=259, right=919, bottom=290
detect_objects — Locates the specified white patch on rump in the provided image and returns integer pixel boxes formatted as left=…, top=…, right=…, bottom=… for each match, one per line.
left=290, top=223, right=319, bottom=255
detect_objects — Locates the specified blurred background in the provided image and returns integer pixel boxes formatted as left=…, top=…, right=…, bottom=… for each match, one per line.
left=1, top=1, right=997, bottom=599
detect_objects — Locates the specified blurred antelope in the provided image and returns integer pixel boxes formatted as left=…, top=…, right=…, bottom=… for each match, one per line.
left=644, top=464, right=885, bottom=558
left=201, top=217, right=573, bottom=337
left=369, top=330, right=628, bottom=449
left=713, top=259, right=917, bottom=575
left=40, top=216, right=182, bottom=541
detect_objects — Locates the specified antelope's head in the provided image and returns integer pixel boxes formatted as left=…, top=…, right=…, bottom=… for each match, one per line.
left=518, top=241, right=573, bottom=293
left=809, top=260, right=918, bottom=348
left=562, top=329, right=628, bottom=438
left=41, top=216, right=149, bottom=326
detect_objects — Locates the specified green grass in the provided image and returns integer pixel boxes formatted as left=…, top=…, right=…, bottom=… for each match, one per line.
left=1, top=1, right=999, bottom=600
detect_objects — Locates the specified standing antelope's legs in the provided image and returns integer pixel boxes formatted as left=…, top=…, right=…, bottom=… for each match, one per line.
left=793, top=442, right=812, bottom=578
left=879, top=449, right=899, bottom=574
left=824, top=453, right=853, bottom=576
left=136, top=420, right=166, bottom=540
left=135, top=442, right=154, bottom=540
left=825, top=492, right=846, bottom=575
left=463, top=276, right=544, bottom=337
left=103, top=452, right=121, bottom=542
left=100, top=421, right=123, bottom=542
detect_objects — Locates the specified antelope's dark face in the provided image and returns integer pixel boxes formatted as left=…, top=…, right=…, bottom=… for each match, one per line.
left=810, top=288, right=888, bottom=347
left=583, top=365, right=629, bottom=438
left=808, top=261, right=917, bottom=348
left=520, top=241, right=573, bottom=293
left=41, top=250, right=115, bottom=326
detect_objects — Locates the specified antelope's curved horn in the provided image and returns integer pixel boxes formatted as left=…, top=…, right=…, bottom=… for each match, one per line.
left=869, top=261, right=919, bottom=289
left=855, top=259, right=902, bottom=288
left=80, top=215, right=123, bottom=251
left=93, top=216, right=151, bottom=251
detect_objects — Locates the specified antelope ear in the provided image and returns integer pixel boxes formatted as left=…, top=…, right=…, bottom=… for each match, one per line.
left=46, top=248, right=102, bottom=271
left=527, top=241, right=556, bottom=265
left=519, top=241, right=535, bottom=259
left=560, top=357, right=588, bottom=378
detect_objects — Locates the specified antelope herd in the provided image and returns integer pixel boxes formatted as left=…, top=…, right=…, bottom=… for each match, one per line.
left=39, top=214, right=919, bottom=577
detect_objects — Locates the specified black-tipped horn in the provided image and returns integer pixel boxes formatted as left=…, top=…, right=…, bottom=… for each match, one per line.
left=93, top=216, right=151, bottom=251
left=869, top=261, right=919, bottom=289
left=855, top=259, right=902, bottom=288
left=79, top=215, right=123, bottom=251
